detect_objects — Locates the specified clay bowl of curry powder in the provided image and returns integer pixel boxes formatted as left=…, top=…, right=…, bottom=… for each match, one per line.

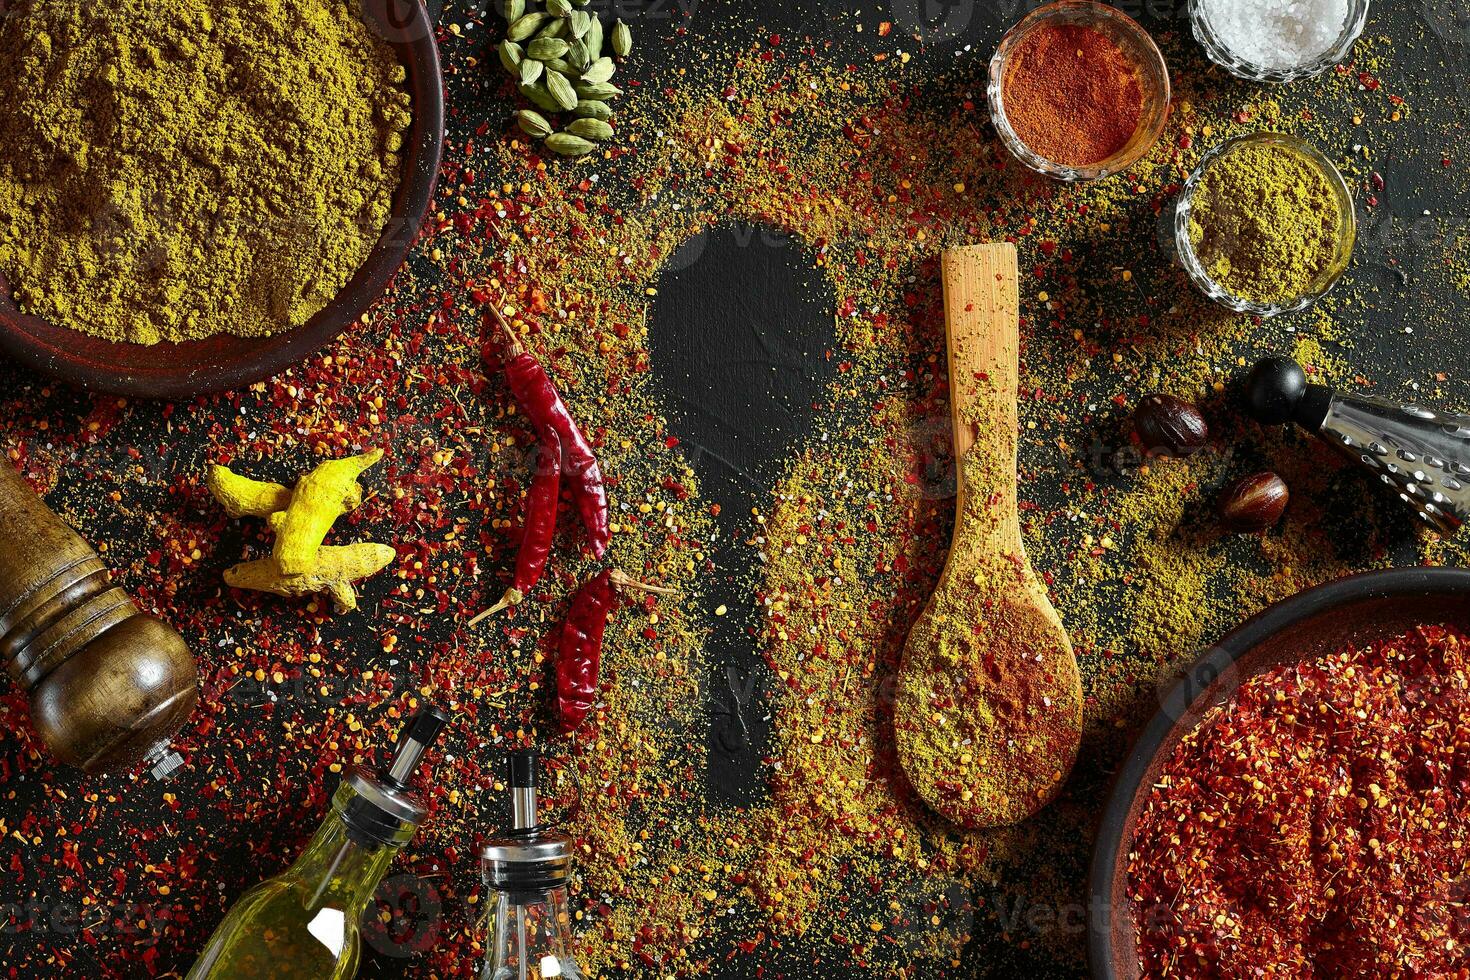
left=0, top=0, right=443, bottom=399
left=1087, top=567, right=1470, bottom=979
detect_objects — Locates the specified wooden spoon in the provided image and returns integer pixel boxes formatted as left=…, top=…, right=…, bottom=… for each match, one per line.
left=893, top=243, right=1082, bottom=829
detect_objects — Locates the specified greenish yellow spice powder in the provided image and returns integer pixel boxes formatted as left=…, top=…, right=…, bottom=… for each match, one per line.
left=893, top=413, right=1083, bottom=831
left=0, top=0, right=411, bottom=345
left=1187, top=140, right=1347, bottom=305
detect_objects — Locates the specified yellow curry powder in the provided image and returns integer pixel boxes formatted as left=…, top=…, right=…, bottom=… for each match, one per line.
left=0, top=0, right=411, bottom=345
left=1186, top=140, right=1348, bottom=305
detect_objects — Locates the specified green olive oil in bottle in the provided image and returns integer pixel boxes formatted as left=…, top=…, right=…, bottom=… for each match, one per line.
left=186, top=706, right=449, bottom=980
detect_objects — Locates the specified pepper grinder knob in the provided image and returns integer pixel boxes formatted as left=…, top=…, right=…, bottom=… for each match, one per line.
left=1244, top=356, right=1470, bottom=535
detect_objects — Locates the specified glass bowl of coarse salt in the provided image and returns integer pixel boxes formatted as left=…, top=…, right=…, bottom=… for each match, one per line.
left=1189, top=0, right=1370, bottom=83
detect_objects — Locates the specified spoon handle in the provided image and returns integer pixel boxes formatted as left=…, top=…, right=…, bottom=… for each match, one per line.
left=941, top=243, right=1021, bottom=554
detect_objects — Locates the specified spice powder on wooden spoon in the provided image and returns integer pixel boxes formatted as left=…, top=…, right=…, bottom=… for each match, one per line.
left=893, top=244, right=1083, bottom=829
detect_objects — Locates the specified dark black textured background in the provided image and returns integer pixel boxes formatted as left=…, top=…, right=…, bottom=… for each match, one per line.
left=4, top=0, right=1470, bottom=977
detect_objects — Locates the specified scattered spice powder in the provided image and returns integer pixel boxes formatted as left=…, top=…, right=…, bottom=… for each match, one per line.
left=1130, top=624, right=1470, bottom=977
left=894, top=391, right=1083, bottom=830
left=1001, top=21, right=1146, bottom=167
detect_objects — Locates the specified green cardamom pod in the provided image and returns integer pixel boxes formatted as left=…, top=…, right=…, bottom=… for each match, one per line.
left=567, top=38, right=590, bottom=69
left=568, top=9, right=591, bottom=38
left=517, top=110, right=554, bottom=139
left=574, top=80, right=622, bottom=100
left=545, top=69, right=580, bottom=111
left=519, top=81, right=562, bottom=112
left=538, top=17, right=567, bottom=39
left=542, top=57, right=577, bottom=75
left=572, top=99, right=614, bottom=121
left=527, top=37, right=570, bottom=61
left=506, top=11, right=549, bottom=41
left=580, top=57, right=615, bottom=84
left=611, top=19, right=632, bottom=57
left=566, top=117, right=614, bottom=141
left=519, top=58, right=544, bottom=84
left=545, top=132, right=596, bottom=157
left=584, top=15, right=604, bottom=59
left=499, top=0, right=524, bottom=21
left=498, top=40, right=524, bottom=76
left=546, top=0, right=573, bottom=14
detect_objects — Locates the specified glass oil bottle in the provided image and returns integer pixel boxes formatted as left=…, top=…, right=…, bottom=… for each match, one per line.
left=480, top=748, right=585, bottom=980
left=186, top=706, right=450, bottom=980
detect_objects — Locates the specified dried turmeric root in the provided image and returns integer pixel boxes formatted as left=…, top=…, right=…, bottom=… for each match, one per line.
left=272, top=450, right=383, bottom=576
left=224, top=544, right=397, bottom=614
left=206, top=451, right=391, bottom=615
left=207, top=465, right=295, bottom=519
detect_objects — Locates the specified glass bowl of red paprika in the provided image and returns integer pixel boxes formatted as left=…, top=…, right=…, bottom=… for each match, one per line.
left=988, top=0, right=1171, bottom=182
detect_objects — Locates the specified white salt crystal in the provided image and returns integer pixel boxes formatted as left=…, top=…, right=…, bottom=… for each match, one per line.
left=1198, top=0, right=1353, bottom=70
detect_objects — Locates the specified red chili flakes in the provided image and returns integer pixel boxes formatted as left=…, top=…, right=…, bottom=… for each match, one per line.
left=1129, top=624, right=1470, bottom=978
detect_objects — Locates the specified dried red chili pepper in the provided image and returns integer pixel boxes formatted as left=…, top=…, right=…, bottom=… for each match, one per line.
left=470, top=428, right=561, bottom=625
left=557, top=570, right=677, bottom=733
left=556, top=570, right=614, bottom=733
left=485, top=306, right=610, bottom=558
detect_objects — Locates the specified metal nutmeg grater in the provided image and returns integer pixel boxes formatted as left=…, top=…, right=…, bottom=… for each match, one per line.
left=480, top=748, right=585, bottom=980
left=1247, top=356, right=1470, bottom=534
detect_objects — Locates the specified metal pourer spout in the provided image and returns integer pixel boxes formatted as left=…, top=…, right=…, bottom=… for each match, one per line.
left=338, top=705, right=452, bottom=848
left=480, top=748, right=571, bottom=894
left=509, top=748, right=539, bottom=830
left=383, top=706, right=451, bottom=789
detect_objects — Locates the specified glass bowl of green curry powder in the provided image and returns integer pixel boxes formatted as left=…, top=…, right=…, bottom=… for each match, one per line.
left=1174, top=133, right=1356, bottom=316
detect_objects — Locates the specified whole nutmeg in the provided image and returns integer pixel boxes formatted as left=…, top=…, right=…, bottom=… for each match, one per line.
left=1133, top=393, right=1208, bottom=458
left=1219, top=472, right=1289, bottom=533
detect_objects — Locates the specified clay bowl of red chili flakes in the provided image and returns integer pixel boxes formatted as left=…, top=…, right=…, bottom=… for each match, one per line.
left=1088, top=566, right=1470, bottom=979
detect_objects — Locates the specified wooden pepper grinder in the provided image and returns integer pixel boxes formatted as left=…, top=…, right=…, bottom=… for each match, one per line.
left=0, top=457, right=197, bottom=778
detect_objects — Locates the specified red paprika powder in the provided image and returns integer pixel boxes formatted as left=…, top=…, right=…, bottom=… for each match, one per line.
left=1001, top=22, right=1145, bottom=167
